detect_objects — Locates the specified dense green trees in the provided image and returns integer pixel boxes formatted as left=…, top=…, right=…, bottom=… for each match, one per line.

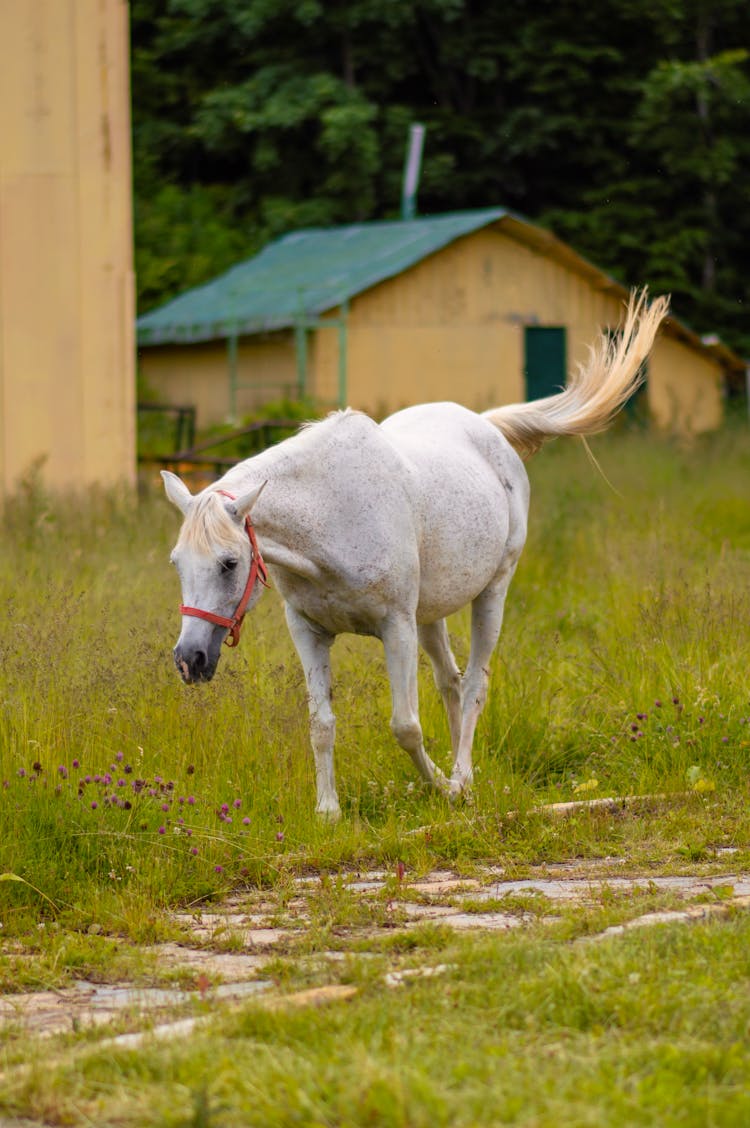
left=131, top=0, right=750, bottom=353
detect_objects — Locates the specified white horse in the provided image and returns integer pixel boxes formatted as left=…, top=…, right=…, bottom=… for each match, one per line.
left=162, top=291, right=668, bottom=818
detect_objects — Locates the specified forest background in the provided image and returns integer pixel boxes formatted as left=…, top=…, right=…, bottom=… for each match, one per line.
left=131, top=0, right=750, bottom=357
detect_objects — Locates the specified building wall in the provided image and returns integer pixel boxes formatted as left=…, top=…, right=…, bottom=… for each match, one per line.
left=0, top=0, right=135, bottom=493
left=649, top=336, right=723, bottom=434
left=138, top=331, right=298, bottom=427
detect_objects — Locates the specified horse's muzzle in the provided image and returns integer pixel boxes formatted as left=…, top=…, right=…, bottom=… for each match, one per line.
left=174, top=646, right=216, bottom=684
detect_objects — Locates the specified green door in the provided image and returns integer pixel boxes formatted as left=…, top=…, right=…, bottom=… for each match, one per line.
left=524, top=326, right=567, bottom=401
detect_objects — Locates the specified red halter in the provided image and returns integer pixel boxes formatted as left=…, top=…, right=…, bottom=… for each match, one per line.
left=179, top=490, right=269, bottom=648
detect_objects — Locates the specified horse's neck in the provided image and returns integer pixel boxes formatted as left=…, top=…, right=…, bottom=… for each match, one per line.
left=217, top=413, right=365, bottom=498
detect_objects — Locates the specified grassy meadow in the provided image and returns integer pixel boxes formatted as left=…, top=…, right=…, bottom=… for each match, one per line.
left=2, top=425, right=750, bottom=1124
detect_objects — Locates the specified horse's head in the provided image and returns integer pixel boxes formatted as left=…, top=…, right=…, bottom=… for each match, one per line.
left=162, top=472, right=267, bottom=684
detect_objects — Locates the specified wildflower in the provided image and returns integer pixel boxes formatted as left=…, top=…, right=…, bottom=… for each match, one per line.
left=161, top=802, right=170, bottom=812
left=72, top=758, right=80, bottom=769
left=17, top=769, right=25, bottom=778
left=187, top=795, right=196, bottom=806
left=158, top=826, right=166, bottom=835
left=220, top=803, right=229, bottom=814
left=214, top=865, right=223, bottom=874
left=190, top=846, right=198, bottom=856
left=276, top=831, right=284, bottom=842
left=654, top=700, right=662, bottom=709
left=233, top=798, right=241, bottom=809
left=91, top=801, right=98, bottom=810
left=32, top=762, right=42, bottom=773
left=115, top=751, right=124, bottom=762
left=242, top=817, right=250, bottom=826
left=636, top=713, right=647, bottom=721
left=187, top=765, right=195, bottom=775
left=57, top=765, right=68, bottom=778
left=124, top=764, right=132, bottom=774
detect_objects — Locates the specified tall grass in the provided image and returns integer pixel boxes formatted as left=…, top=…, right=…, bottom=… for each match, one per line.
left=2, top=427, right=750, bottom=932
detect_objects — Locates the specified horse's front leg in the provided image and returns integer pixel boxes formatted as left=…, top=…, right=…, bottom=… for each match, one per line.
left=381, top=615, right=455, bottom=798
left=285, top=604, right=340, bottom=819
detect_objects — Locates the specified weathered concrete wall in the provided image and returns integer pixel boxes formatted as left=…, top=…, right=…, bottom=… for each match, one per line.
left=0, top=0, right=135, bottom=494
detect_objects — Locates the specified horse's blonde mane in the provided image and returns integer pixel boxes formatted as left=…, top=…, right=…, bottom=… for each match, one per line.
left=177, top=492, right=244, bottom=556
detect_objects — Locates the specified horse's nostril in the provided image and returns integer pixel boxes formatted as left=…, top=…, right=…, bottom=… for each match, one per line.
left=192, top=650, right=208, bottom=674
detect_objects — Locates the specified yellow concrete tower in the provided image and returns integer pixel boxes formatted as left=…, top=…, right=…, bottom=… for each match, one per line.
left=0, top=0, right=135, bottom=494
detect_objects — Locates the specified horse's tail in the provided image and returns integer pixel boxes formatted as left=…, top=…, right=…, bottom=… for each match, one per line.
left=482, top=289, right=670, bottom=459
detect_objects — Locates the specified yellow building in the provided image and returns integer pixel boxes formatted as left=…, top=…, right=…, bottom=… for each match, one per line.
left=137, top=209, right=745, bottom=436
left=0, top=0, right=135, bottom=495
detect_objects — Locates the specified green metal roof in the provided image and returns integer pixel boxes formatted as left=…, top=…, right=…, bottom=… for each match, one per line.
left=136, top=208, right=509, bottom=346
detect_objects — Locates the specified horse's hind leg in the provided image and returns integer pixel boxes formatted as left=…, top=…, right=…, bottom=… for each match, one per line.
left=418, top=620, right=462, bottom=755
left=452, top=562, right=519, bottom=792
left=285, top=604, right=340, bottom=819
left=382, top=616, right=452, bottom=796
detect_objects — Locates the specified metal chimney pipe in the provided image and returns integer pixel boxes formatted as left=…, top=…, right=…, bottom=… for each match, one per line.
left=401, top=123, right=425, bottom=220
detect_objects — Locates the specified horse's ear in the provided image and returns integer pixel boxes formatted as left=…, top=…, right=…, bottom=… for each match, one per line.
left=161, top=470, right=193, bottom=516
left=230, top=480, right=267, bottom=521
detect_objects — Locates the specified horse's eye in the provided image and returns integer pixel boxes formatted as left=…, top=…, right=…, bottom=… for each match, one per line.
left=220, top=558, right=238, bottom=573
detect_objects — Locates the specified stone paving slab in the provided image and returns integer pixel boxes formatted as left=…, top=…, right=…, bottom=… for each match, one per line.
left=3, top=866, right=750, bottom=1046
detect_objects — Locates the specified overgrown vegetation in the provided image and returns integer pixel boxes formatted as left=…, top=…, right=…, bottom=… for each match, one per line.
left=2, top=426, right=750, bottom=934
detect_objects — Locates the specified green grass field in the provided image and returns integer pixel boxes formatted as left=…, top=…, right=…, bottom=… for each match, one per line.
left=2, top=426, right=750, bottom=1124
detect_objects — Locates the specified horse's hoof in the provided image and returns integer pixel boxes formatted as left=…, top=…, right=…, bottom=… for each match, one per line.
left=444, top=778, right=463, bottom=803
left=316, top=803, right=342, bottom=822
